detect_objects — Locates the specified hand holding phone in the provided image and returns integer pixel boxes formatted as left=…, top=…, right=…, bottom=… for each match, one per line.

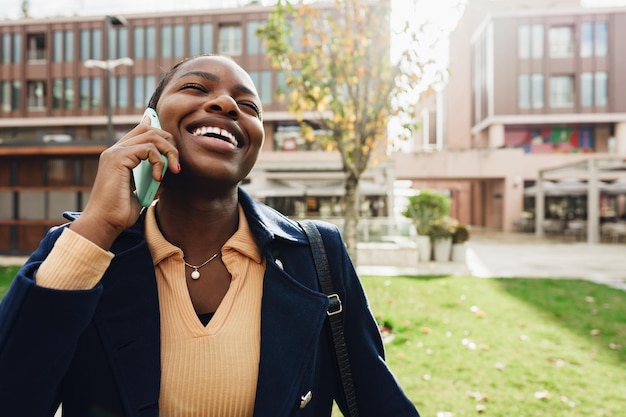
left=133, top=108, right=168, bottom=207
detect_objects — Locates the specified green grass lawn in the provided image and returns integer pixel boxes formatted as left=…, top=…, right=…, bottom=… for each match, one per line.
left=1, top=267, right=624, bottom=416
left=358, top=275, right=626, bottom=417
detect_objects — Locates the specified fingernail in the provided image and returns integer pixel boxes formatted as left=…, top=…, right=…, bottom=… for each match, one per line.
left=158, top=173, right=163, bottom=182
left=177, top=163, right=181, bottom=172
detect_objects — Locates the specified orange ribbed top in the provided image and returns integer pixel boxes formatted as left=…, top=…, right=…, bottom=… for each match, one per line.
left=145, top=205, right=265, bottom=417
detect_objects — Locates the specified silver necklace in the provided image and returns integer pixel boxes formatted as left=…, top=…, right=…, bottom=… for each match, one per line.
left=184, top=252, right=219, bottom=280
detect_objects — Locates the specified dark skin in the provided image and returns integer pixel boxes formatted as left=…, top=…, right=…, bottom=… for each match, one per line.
left=70, top=56, right=265, bottom=315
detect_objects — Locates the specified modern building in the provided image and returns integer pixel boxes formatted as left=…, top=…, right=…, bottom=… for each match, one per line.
left=394, top=0, right=626, bottom=240
left=0, top=4, right=391, bottom=254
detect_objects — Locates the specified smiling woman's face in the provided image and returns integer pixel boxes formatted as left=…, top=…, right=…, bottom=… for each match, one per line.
left=155, top=56, right=265, bottom=188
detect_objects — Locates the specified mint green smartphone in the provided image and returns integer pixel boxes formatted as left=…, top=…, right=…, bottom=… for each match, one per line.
left=133, top=108, right=168, bottom=207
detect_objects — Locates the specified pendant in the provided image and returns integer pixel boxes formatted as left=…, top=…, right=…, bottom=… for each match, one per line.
left=191, top=269, right=201, bottom=280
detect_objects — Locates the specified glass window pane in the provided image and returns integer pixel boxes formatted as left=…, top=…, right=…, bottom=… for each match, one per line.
left=134, top=75, right=144, bottom=108
left=203, top=23, right=213, bottom=54
left=80, top=30, right=90, bottom=61
left=13, top=34, right=21, bottom=63
left=118, top=28, right=128, bottom=58
left=531, top=25, right=543, bottom=58
left=595, top=21, right=608, bottom=57
left=80, top=77, right=89, bottom=109
left=531, top=74, right=543, bottom=109
left=118, top=76, right=128, bottom=108
left=91, top=29, right=102, bottom=60
left=550, top=75, right=574, bottom=107
left=53, top=31, right=63, bottom=62
left=595, top=72, right=608, bottom=106
left=65, top=78, right=74, bottom=109
left=549, top=26, right=572, bottom=58
left=53, top=79, right=63, bottom=109
left=65, top=31, right=74, bottom=61
left=2, top=34, right=10, bottom=64
left=134, top=27, right=145, bottom=59
left=518, top=74, right=529, bottom=109
left=580, top=22, right=593, bottom=58
left=146, top=27, right=156, bottom=58
left=161, top=25, right=172, bottom=58
left=174, top=24, right=184, bottom=58
left=91, top=77, right=101, bottom=108
left=580, top=72, right=593, bottom=107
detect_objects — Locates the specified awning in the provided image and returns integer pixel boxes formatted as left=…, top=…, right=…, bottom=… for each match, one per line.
left=241, top=179, right=387, bottom=199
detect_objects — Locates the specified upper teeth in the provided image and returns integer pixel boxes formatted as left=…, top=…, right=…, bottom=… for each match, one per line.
left=192, top=126, right=238, bottom=146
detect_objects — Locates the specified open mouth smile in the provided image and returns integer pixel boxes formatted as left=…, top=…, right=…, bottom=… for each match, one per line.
left=191, top=126, right=239, bottom=147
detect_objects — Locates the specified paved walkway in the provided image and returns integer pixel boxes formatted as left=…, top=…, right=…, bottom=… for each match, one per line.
left=358, top=231, right=626, bottom=291
left=2, top=231, right=625, bottom=290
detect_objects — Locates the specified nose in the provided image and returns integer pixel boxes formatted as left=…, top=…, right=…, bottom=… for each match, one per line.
left=204, top=93, right=240, bottom=119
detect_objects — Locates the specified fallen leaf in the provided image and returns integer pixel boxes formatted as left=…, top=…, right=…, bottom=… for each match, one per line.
left=585, top=296, right=595, bottom=303
left=476, top=404, right=487, bottom=413
left=534, top=390, right=550, bottom=400
left=495, top=362, right=506, bottom=370
left=590, top=329, right=601, bottom=336
left=436, top=412, right=454, bottom=417
left=609, top=343, right=621, bottom=350
left=420, top=327, right=432, bottom=334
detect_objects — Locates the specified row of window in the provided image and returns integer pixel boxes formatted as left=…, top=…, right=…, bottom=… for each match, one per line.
left=1, top=21, right=267, bottom=64
left=1, top=69, right=276, bottom=112
left=518, top=71, right=608, bottom=109
left=518, top=21, right=608, bottom=59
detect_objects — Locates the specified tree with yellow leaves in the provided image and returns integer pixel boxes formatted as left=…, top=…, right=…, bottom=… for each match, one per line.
left=258, top=0, right=432, bottom=261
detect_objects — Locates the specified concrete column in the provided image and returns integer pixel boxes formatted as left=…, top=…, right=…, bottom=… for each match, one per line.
left=488, top=123, right=505, bottom=149
left=587, top=159, right=600, bottom=244
left=535, top=173, right=545, bottom=238
left=614, top=122, right=626, bottom=156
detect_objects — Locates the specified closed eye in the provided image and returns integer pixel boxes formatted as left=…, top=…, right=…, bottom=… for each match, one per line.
left=239, top=101, right=262, bottom=118
left=180, top=83, right=207, bottom=92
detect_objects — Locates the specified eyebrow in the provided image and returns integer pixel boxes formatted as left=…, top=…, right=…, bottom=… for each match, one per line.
left=178, top=70, right=259, bottom=98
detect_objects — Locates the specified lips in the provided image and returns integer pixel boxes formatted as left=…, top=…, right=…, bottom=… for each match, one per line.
left=191, top=126, right=239, bottom=147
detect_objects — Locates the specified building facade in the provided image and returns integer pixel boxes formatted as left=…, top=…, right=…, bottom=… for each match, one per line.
left=0, top=5, right=391, bottom=254
left=395, top=0, right=626, bottom=235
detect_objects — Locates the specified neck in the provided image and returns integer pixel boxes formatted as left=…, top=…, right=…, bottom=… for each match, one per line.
left=154, top=191, right=240, bottom=263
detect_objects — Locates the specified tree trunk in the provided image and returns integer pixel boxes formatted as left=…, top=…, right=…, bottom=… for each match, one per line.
left=343, top=173, right=360, bottom=264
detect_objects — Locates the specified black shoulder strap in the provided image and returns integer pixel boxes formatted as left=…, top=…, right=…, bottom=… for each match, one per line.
left=299, top=220, right=359, bottom=417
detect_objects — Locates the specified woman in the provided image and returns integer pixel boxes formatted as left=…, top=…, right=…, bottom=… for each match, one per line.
left=0, top=55, right=420, bottom=417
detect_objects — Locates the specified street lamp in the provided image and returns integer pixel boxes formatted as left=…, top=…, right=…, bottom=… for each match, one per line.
left=83, top=15, right=133, bottom=146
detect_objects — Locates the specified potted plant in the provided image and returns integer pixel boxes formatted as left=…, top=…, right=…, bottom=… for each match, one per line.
left=451, top=222, right=470, bottom=262
left=402, top=191, right=451, bottom=261
left=430, top=217, right=454, bottom=262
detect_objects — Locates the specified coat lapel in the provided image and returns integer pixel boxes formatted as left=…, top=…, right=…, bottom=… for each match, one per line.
left=253, top=258, right=329, bottom=416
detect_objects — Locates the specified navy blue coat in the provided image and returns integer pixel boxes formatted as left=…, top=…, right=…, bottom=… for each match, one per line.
left=0, top=189, right=419, bottom=417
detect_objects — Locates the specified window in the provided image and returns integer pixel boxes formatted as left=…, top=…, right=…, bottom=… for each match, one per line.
left=218, top=24, right=242, bottom=55
left=518, top=74, right=543, bottom=109
left=80, top=29, right=102, bottom=60
left=161, top=25, right=172, bottom=58
left=79, top=77, right=102, bottom=109
left=550, top=75, right=574, bottom=108
left=27, top=33, right=46, bottom=62
left=133, top=75, right=156, bottom=108
left=108, top=27, right=128, bottom=60
left=64, top=78, right=74, bottom=109
left=549, top=26, right=573, bottom=58
left=1, top=34, right=10, bottom=64
left=247, top=21, right=266, bottom=55
left=133, top=27, right=145, bottom=59
left=52, top=79, right=63, bottom=109
left=146, top=27, right=156, bottom=59
left=581, top=21, right=608, bottom=57
left=27, top=81, right=46, bottom=110
left=53, top=31, right=63, bottom=62
left=65, top=31, right=74, bottom=61
left=595, top=72, right=608, bottom=106
left=518, top=24, right=543, bottom=59
left=174, top=25, right=184, bottom=58
left=111, top=76, right=128, bottom=109
left=248, top=71, right=272, bottom=104
left=189, top=23, right=213, bottom=56
left=581, top=72, right=607, bottom=107
left=91, top=77, right=101, bottom=108
left=1, top=80, right=20, bottom=112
